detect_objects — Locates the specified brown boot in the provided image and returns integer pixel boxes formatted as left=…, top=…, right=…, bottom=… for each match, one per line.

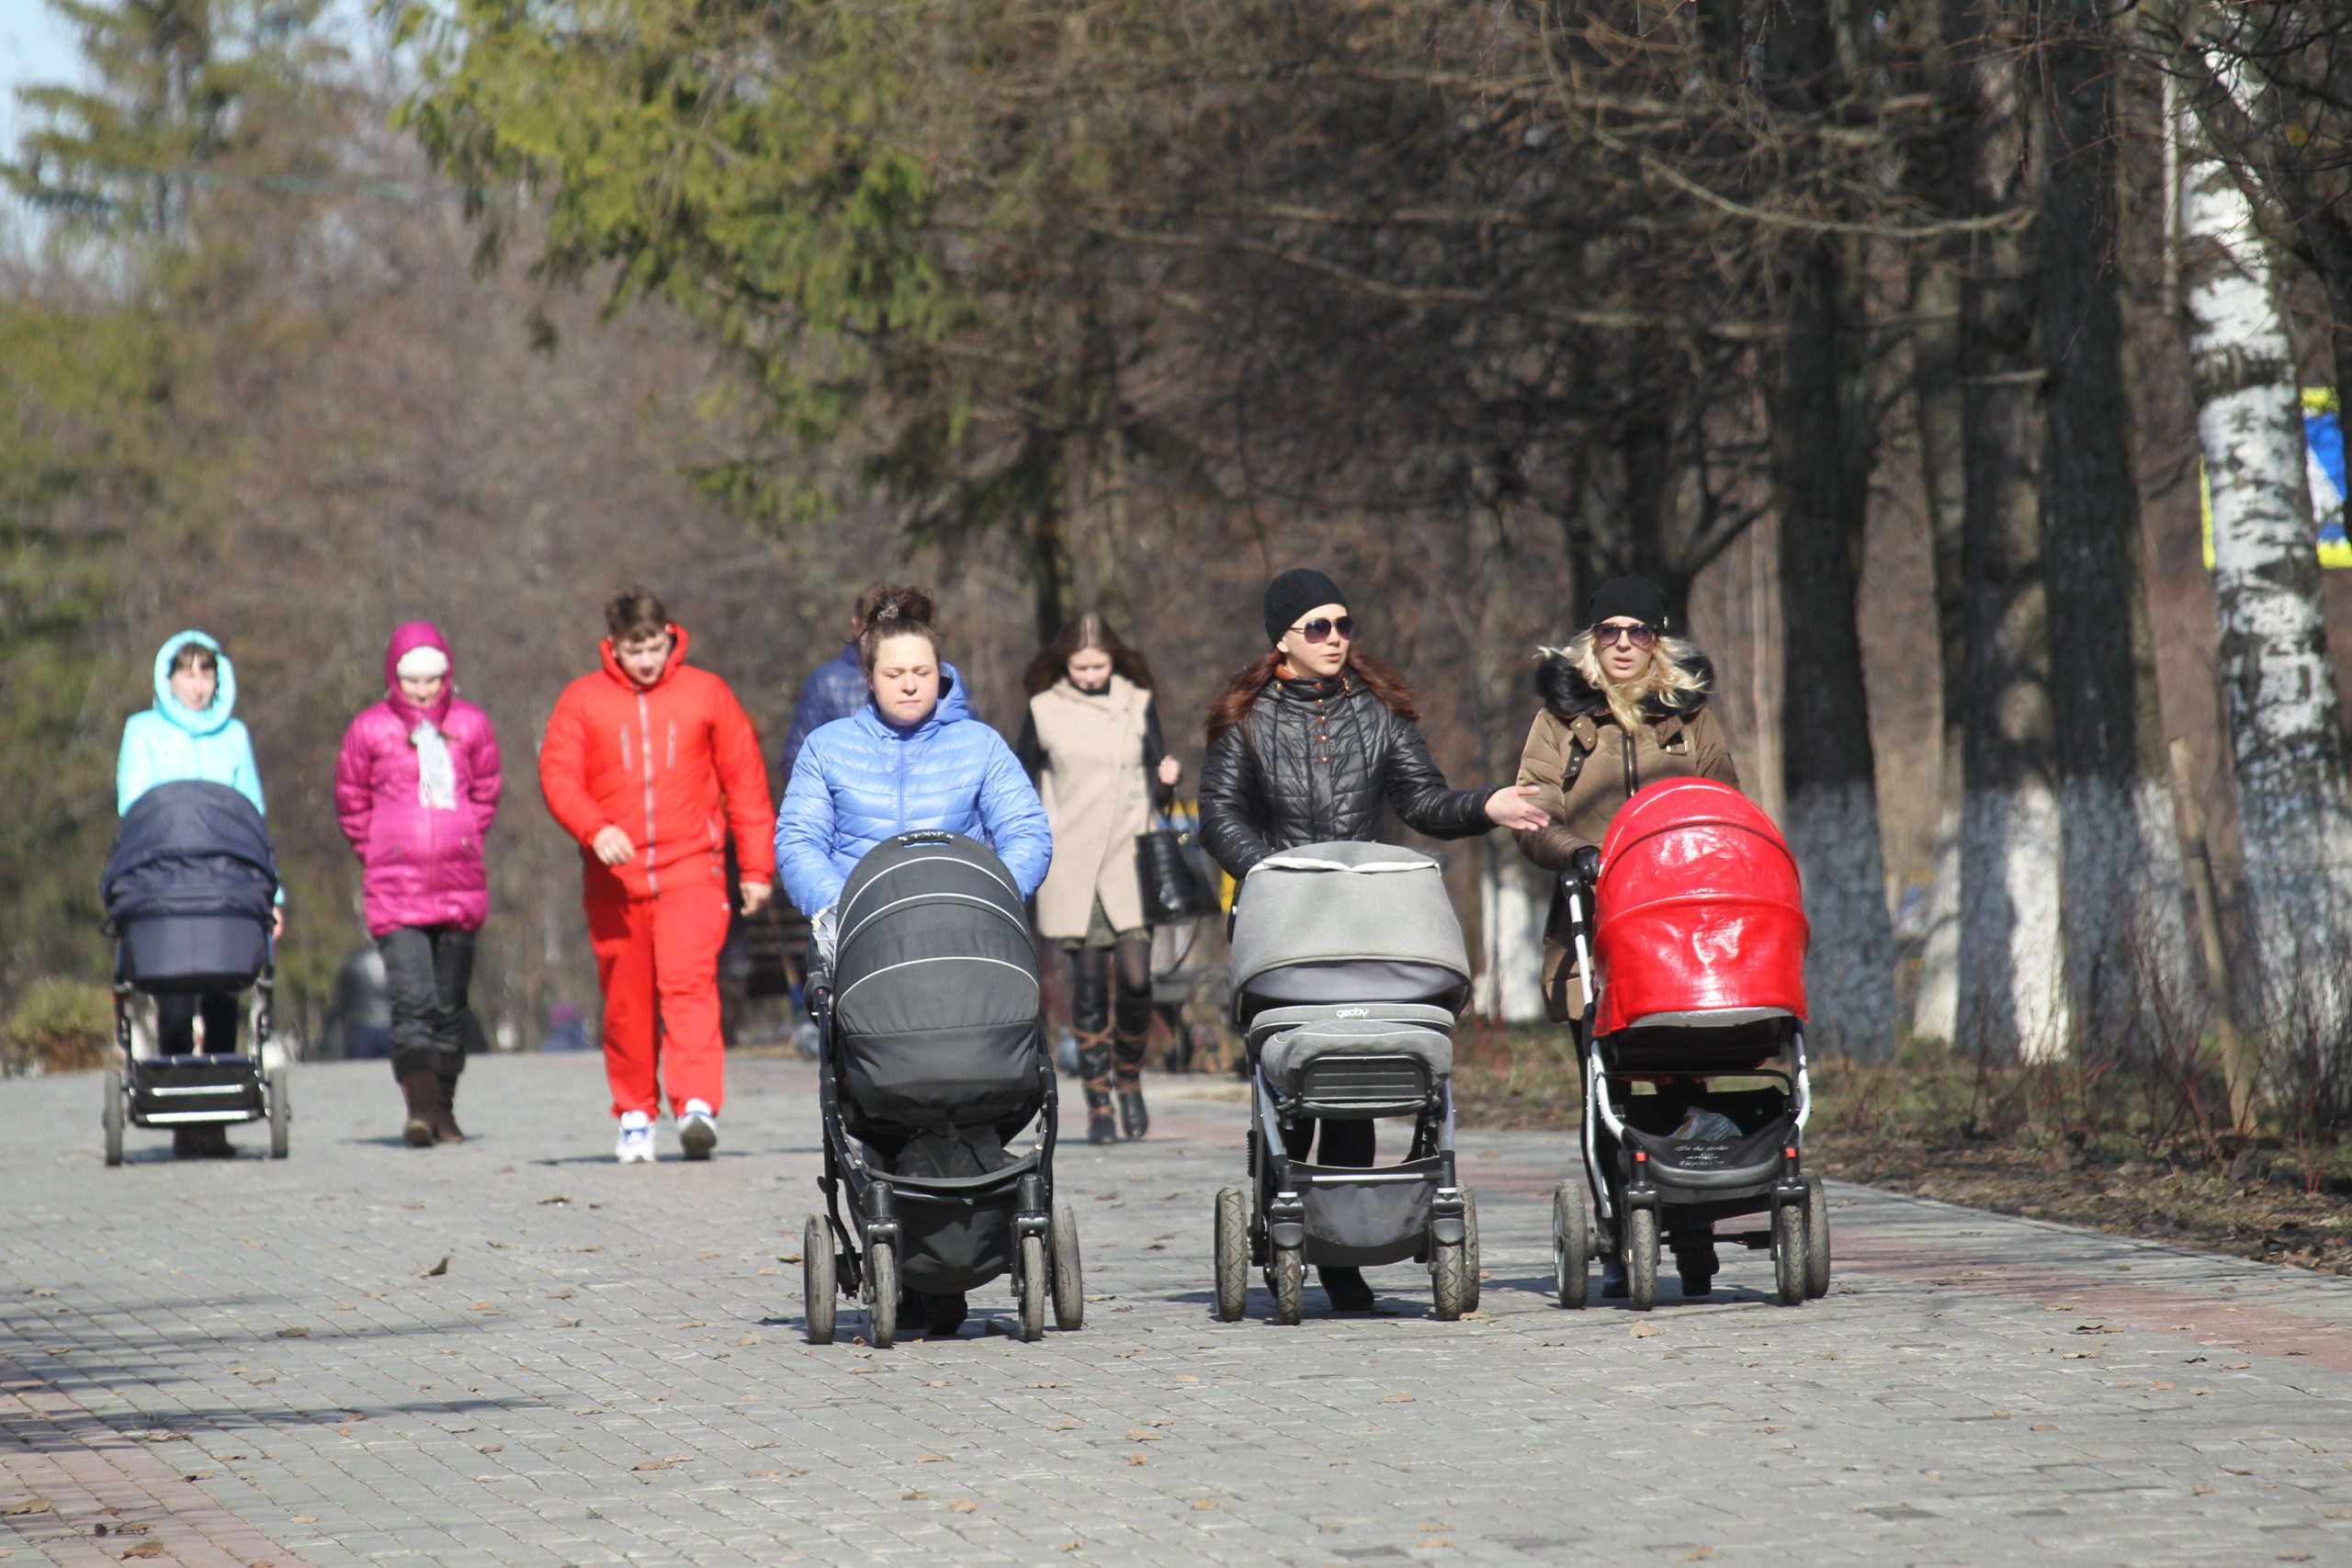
left=399, top=1070, right=437, bottom=1147
left=1076, top=1033, right=1117, bottom=1145
left=434, top=1074, right=465, bottom=1145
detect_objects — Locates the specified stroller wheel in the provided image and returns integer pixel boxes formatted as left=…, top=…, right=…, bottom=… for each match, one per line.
left=1772, top=1200, right=1807, bottom=1306
left=802, top=1216, right=836, bottom=1345
left=1050, top=1201, right=1084, bottom=1331
left=1267, top=1245, right=1305, bottom=1326
left=1550, top=1182, right=1589, bottom=1309
left=1212, top=1188, right=1249, bottom=1322
left=1016, top=1235, right=1046, bottom=1343
left=102, top=1072, right=125, bottom=1168
left=1461, top=1188, right=1481, bottom=1314
left=1801, top=1173, right=1831, bottom=1298
left=1430, top=1236, right=1469, bottom=1322
left=1624, top=1209, right=1659, bottom=1313
left=865, top=1239, right=899, bottom=1348
left=267, top=1067, right=290, bottom=1159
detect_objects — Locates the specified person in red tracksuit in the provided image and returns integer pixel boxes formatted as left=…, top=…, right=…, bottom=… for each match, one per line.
left=540, top=589, right=776, bottom=1163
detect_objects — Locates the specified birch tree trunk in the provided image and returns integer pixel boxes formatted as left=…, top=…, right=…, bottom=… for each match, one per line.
left=2038, top=0, right=2194, bottom=1057
left=1953, top=0, right=2071, bottom=1062
left=2178, top=69, right=2352, bottom=1094
left=1910, top=254, right=1968, bottom=1045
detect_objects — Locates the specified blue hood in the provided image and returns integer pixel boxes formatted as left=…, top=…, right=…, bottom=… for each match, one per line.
left=151, top=630, right=239, bottom=739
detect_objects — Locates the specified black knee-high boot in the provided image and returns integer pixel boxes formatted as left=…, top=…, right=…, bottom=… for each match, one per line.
left=1112, top=981, right=1152, bottom=1140
left=1069, top=953, right=1118, bottom=1145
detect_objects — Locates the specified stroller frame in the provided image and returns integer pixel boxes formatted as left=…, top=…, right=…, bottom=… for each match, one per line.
left=803, top=980, right=1080, bottom=1348
left=105, top=948, right=288, bottom=1165
left=1217, top=1003, right=1477, bottom=1325
left=1553, top=874, right=1826, bottom=1310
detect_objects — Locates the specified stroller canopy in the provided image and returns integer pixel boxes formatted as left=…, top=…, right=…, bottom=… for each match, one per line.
left=1229, top=841, right=1471, bottom=1020
left=832, top=831, right=1042, bottom=1129
left=103, top=780, right=278, bottom=929
left=1592, top=778, right=1807, bottom=1036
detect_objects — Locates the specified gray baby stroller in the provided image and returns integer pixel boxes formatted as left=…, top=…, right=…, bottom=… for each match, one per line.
left=802, top=831, right=1081, bottom=1347
left=100, top=781, right=289, bottom=1164
left=1212, top=842, right=1477, bottom=1324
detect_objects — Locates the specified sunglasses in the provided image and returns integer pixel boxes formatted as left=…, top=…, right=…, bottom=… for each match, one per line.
left=1593, top=623, right=1657, bottom=649
left=1289, top=615, right=1355, bottom=645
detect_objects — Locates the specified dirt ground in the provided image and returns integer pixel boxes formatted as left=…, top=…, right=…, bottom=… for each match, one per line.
left=1453, top=1084, right=2352, bottom=1279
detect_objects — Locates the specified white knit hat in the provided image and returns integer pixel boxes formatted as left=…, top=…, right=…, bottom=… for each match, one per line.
left=394, top=644, right=450, bottom=680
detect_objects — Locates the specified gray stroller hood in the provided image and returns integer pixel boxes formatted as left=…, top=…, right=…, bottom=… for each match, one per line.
left=831, top=831, right=1043, bottom=1130
left=1228, top=841, right=1471, bottom=1021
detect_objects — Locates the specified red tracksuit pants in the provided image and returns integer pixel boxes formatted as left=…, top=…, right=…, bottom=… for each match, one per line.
left=586, top=883, right=732, bottom=1118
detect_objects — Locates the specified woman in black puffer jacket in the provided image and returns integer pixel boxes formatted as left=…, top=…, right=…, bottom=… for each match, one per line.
left=1199, top=568, right=1545, bottom=1313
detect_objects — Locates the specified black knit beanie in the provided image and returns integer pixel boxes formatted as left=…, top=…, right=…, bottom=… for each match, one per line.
left=1584, top=573, right=1670, bottom=631
left=1262, top=568, right=1347, bottom=648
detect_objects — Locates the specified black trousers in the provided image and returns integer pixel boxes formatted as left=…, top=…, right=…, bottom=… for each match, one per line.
left=156, top=993, right=241, bottom=1055
left=379, top=925, right=477, bottom=1079
left=1280, top=1116, right=1373, bottom=1168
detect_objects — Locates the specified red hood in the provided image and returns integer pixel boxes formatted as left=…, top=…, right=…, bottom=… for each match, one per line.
left=384, top=620, right=455, bottom=727
left=599, top=623, right=692, bottom=692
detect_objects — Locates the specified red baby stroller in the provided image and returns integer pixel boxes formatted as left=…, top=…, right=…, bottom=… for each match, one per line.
left=1551, top=779, right=1827, bottom=1310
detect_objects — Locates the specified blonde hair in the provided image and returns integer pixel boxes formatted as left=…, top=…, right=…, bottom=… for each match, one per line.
left=1541, top=629, right=1707, bottom=735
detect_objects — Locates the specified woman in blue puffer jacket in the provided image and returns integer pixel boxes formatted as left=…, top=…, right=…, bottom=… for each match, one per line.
left=775, top=586, right=1051, bottom=936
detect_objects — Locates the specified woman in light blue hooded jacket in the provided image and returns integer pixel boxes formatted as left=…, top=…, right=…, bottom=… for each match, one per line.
left=116, top=630, right=282, bottom=1155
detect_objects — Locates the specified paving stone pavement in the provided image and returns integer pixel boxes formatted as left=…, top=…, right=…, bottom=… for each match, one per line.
left=3, top=1054, right=2350, bottom=1567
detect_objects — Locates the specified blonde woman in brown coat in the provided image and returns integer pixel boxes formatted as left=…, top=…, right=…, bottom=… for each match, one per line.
left=1515, top=573, right=1739, bottom=1292
left=1015, top=614, right=1182, bottom=1145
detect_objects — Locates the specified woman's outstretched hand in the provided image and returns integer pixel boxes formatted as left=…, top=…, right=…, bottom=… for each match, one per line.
left=1485, top=784, right=1549, bottom=832
left=1158, top=755, right=1182, bottom=786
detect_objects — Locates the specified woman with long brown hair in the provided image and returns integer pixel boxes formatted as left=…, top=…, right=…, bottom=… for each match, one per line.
left=1198, top=568, right=1545, bottom=1312
left=1015, top=613, right=1182, bottom=1145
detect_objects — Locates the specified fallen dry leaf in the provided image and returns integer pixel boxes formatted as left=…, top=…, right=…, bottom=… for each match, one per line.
left=1192, top=1498, right=1220, bottom=1511
left=1172, top=1374, right=1201, bottom=1383
left=1057, top=1543, right=1080, bottom=1553
left=1378, top=1393, right=1415, bottom=1404
left=1048, top=1418, right=1080, bottom=1431
left=422, top=1256, right=449, bottom=1278
left=1629, top=1323, right=1658, bottom=1338
left=274, top=1326, right=311, bottom=1338
left=735, top=1334, right=760, bottom=1347
left=0, top=1498, right=50, bottom=1517
left=902, top=1490, right=928, bottom=1501
left=917, top=1454, right=945, bottom=1463
left=1125, top=1428, right=1164, bottom=1441
left=949, top=1497, right=978, bottom=1514
left=122, top=1542, right=166, bottom=1560
left=1682, top=1551, right=1714, bottom=1563
left=1129, top=1451, right=1149, bottom=1465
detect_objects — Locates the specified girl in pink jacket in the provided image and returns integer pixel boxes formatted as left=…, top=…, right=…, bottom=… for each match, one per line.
left=334, top=623, right=503, bottom=1146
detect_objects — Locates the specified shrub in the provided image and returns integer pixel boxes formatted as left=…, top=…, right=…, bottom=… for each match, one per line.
left=3, top=977, right=115, bottom=1076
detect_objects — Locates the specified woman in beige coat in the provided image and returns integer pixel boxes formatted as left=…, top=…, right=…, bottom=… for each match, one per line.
left=1016, top=614, right=1182, bottom=1145
left=1515, top=573, right=1740, bottom=1293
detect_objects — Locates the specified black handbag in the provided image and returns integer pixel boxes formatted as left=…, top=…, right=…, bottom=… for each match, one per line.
left=1136, top=812, right=1223, bottom=925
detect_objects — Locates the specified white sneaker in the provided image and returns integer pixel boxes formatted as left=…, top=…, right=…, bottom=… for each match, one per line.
left=678, top=1100, right=718, bottom=1162
left=616, top=1111, right=655, bottom=1164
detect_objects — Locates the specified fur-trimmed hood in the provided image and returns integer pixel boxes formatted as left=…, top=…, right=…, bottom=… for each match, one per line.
left=1534, top=647, right=1715, bottom=728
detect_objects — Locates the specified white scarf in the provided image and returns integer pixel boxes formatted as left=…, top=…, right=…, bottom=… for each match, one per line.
left=411, top=720, right=458, bottom=811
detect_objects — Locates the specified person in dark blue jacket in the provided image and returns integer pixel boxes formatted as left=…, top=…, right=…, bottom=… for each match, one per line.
left=775, top=586, right=1051, bottom=941
left=777, top=584, right=888, bottom=783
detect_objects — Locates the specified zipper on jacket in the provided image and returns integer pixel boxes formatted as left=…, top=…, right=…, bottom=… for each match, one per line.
left=1623, top=728, right=1639, bottom=799
left=638, top=690, right=660, bottom=893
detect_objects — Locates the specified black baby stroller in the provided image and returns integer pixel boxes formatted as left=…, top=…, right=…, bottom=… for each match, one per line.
left=100, top=780, right=289, bottom=1164
left=1553, top=779, right=1825, bottom=1310
left=1212, top=842, right=1478, bottom=1324
left=802, top=831, right=1081, bottom=1347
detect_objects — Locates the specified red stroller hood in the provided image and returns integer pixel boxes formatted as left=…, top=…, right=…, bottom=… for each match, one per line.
left=1591, top=778, right=1808, bottom=1036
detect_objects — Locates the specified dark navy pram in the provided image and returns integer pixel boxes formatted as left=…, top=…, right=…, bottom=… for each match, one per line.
left=801, top=832, right=1080, bottom=1347
left=100, top=781, right=288, bottom=1162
